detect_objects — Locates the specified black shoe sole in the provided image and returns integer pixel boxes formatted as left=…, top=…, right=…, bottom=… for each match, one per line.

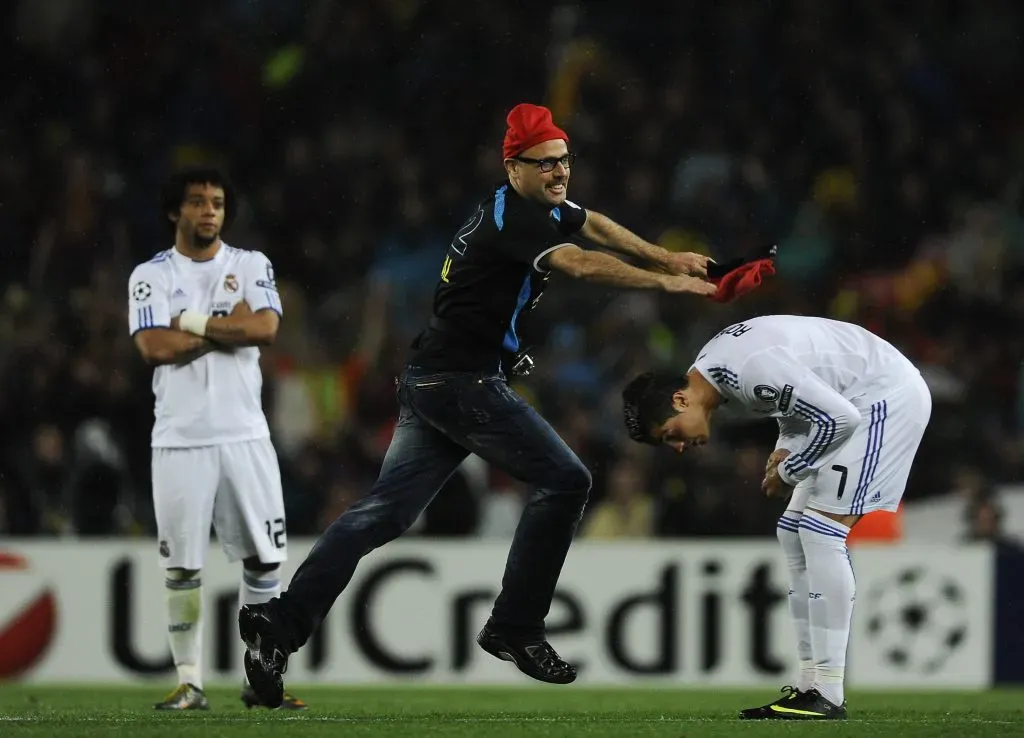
left=242, top=651, right=283, bottom=709
left=239, top=608, right=285, bottom=709
left=476, top=631, right=577, bottom=685
left=768, top=711, right=848, bottom=721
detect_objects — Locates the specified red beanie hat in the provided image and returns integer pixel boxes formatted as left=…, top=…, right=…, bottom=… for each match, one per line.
left=502, top=103, right=569, bottom=160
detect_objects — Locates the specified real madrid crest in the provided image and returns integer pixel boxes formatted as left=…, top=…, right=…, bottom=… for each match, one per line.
left=224, top=274, right=238, bottom=293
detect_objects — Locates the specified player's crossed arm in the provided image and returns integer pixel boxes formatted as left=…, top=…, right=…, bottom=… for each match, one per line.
left=134, top=329, right=218, bottom=367
left=129, top=265, right=217, bottom=367
left=174, top=253, right=281, bottom=347
left=178, top=300, right=279, bottom=347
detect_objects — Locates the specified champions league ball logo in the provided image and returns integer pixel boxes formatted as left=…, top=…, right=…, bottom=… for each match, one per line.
left=0, top=552, right=59, bottom=678
left=131, top=281, right=152, bottom=303
left=863, top=566, right=968, bottom=674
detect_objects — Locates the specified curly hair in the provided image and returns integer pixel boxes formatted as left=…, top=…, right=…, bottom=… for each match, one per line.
left=160, top=166, right=237, bottom=235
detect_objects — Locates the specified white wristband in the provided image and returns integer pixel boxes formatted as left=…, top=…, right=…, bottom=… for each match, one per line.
left=178, top=310, right=209, bottom=337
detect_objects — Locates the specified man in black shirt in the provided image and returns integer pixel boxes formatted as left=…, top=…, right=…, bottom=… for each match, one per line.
left=240, top=103, right=717, bottom=705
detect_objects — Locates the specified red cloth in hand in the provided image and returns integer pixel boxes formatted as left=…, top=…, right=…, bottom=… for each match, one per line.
left=709, top=259, right=776, bottom=302
left=706, top=246, right=777, bottom=303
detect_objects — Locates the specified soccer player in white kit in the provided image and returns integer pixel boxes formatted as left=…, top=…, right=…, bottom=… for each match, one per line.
left=621, top=315, right=932, bottom=720
left=128, top=167, right=305, bottom=711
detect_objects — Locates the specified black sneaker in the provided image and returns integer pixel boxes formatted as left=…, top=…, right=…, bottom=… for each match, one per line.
left=239, top=604, right=290, bottom=709
left=763, top=688, right=847, bottom=720
left=476, top=627, right=576, bottom=684
left=739, top=685, right=802, bottom=719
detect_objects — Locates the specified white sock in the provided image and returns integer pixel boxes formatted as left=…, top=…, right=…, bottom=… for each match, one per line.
left=240, top=567, right=281, bottom=685
left=240, top=566, right=281, bottom=608
left=165, top=570, right=203, bottom=689
left=799, top=510, right=855, bottom=706
left=776, top=512, right=815, bottom=692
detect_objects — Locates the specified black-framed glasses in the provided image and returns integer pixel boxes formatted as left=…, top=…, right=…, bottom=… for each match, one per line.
left=513, top=152, right=576, bottom=173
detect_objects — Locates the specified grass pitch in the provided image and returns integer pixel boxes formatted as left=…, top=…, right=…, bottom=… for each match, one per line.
left=1, top=684, right=1022, bottom=736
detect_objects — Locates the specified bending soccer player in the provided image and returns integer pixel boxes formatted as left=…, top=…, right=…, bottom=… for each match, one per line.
left=129, top=167, right=305, bottom=711
left=622, top=315, right=932, bottom=721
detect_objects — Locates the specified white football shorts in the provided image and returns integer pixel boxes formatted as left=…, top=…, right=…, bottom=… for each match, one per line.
left=151, top=438, right=287, bottom=570
left=788, top=370, right=932, bottom=517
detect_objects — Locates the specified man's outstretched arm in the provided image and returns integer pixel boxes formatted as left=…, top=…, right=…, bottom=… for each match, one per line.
left=546, top=244, right=716, bottom=295
left=580, top=210, right=709, bottom=277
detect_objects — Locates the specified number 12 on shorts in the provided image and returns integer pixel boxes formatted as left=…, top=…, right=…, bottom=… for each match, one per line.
left=265, top=518, right=286, bottom=549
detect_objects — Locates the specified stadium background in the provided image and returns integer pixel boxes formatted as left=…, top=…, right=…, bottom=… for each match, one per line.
left=3, top=0, right=1024, bottom=696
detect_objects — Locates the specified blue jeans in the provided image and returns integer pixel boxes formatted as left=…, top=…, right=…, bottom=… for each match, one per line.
left=277, top=366, right=592, bottom=648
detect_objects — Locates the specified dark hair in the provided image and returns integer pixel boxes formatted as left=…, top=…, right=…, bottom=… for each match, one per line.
left=160, top=166, right=237, bottom=234
left=621, top=371, right=690, bottom=444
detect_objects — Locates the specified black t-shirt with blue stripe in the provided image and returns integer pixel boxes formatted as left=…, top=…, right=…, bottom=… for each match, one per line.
left=409, top=182, right=587, bottom=371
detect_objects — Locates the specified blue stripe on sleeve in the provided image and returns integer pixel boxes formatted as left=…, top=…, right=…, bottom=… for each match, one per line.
left=783, top=400, right=836, bottom=476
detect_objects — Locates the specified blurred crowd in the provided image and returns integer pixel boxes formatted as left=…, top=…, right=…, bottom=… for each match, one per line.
left=2, top=0, right=1023, bottom=544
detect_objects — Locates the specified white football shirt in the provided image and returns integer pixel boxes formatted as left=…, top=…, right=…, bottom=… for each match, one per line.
left=127, top=243, right=282, bottom=448
left=690, top=315, right=920, bottom=486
